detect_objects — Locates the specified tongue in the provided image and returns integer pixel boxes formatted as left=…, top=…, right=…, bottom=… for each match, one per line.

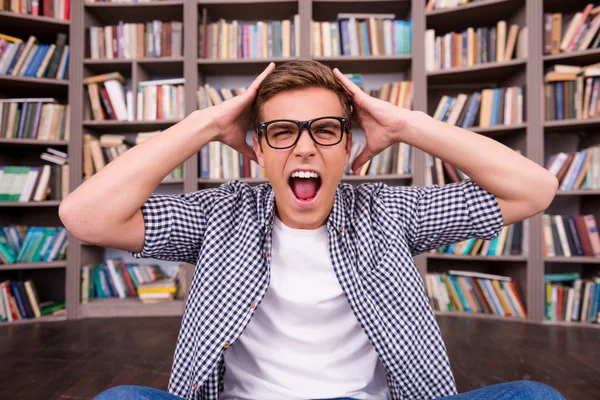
left=291, top=178, right=319, bottom=200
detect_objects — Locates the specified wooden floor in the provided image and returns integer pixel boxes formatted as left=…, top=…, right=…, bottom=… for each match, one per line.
left=1, top=316, right=598, bottom=399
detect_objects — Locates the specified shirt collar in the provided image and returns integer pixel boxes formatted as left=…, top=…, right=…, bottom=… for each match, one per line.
left=260, top=183, right=351, bottom=235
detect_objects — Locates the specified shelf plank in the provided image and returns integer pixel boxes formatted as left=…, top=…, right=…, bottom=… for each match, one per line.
left=85, top=1, right=183, bottom=24
left=434, top=310, right=530, bottom=323
left=313, top=55, right=411, bottom=74
left=86, top=0, right=183, bottom=7
left=0, top=75, right=68, bottom=93
left=79, top=298, right=185, bottom=318
left=427, top=59, right=526, bottom=85
left=198, top=57, right=298, bottom=74
left=0, top=10, right=69, bottom=27
left=83, top=120, right=181, bottom=133
left=426, top=0, right=523, bottom=33
left=0, top=138, right=68, bottom=146
left=468, top=123, right=527, bottom=136
left=0, top=200, right=61, bottom=207
left=544, top=118, right=600, bottom=132
left=0, top=261, right=67, bottom=271
left=543, top=48, right=600, bottom=65
left=555, top=189, right=600, bottom=196
left=544, top=256, right=600, bottom=264
left=0, top=315, right=67, bottom=327
left=542, top=320, right=600, bottom=330
left=160, top=179, right=184, bottom=185
left=428, top=254, right=528, bottom=262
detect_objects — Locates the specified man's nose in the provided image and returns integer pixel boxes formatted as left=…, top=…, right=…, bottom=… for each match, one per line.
left=293, top=127, right=317, bottom=155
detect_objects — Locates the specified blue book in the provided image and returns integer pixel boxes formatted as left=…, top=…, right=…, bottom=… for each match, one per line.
left=340, top=20, right=351, bottom=56
left=449, top=275, right=472, bottom=312
left=10, top=282, right=28, bottom=318
left=555, top=81, right=564, bottom=120
left=24, top=45, right=48, bottom=77
left=490, top=88, right=501, bottom=126
left=360, top=20, right=370, bottom=55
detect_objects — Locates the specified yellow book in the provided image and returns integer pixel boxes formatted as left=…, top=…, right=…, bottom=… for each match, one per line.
left=137, top=287, right=177, bottom=295
left=0, top=33, right=23, bottom=43
left=492, top=280, right=513, bottom=316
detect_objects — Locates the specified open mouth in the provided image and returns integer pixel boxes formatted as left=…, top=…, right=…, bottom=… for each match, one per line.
left=288, top=170, right=322, bottom=202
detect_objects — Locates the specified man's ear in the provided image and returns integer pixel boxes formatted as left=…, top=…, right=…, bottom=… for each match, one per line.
left=253, top=135, right=265, bottom=168
left=344, top=131, right=353, bottom=166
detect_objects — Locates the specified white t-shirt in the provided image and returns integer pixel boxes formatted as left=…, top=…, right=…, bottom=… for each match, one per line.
left=220, top=216, right=390, bottom=400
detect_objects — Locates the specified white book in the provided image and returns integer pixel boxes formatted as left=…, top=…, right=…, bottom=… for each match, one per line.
left=448, top=270, right=512, bottom=282
left=126, top=89, right=134, bottom=121
left=32, top=164, right=51, bottom=201
left=106, top=259, right=127, bottom=298
left=103, top=79, right=128, bottom=121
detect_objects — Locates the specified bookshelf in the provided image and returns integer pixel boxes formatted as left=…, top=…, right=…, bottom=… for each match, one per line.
left=2, top=0, right=598, bottom=328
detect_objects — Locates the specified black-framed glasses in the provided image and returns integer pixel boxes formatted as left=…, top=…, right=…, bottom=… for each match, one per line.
left=257, top=116, right=349, bottom=150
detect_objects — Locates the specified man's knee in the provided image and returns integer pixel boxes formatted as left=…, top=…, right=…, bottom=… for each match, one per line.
left=510, top=380, right=565, bottom=400
left=93, top=385, right=146, bottom=400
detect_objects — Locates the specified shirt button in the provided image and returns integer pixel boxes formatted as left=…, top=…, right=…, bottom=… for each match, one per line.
left=192, top=382, right=198, bottom=390
left=223, top=341, right=230, bottom=349
left=264, top=251, right=269, bottom=259
left=250, top=301, right=257, bottom=309
left=338, top=226, right=344, bottom=232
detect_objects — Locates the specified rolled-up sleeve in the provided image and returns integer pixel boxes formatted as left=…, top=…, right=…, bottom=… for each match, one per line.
left=130, top=190, right=213, bottom=264
left=380, top=179, right=504, bottom=256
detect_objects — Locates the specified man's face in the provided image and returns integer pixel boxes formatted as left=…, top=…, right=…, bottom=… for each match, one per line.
left=253, top=87, right=352, bottom=230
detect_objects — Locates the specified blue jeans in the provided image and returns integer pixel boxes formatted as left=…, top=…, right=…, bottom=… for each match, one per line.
left=93, top=380, right=565, bottom=400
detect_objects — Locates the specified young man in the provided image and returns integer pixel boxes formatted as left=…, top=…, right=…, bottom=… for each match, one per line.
left=60, top=61, right=564, bottom=400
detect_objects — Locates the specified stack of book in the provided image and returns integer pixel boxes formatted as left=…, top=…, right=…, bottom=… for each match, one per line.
left=1, top=0, right=71, bottom=20
left=84, top=72, right=131, bottom=122
left=82, top=132, right=182, bottom=182
left=198, top=8, right=299, bottom=59
left=543, top=3, right=600, bottom=55
left=311, top=13, right=412, bottom=57
left=544, top=63, right=600, bottom=121
left=425, top=0, right=481, bottom=11
left=81, top=261, right=186, bottom=303
left=0, top=98, right=70, bottom=141
left=545, top=146, right=600, bottom=191
left=0, top=279, right=65, bottom=323
left=544, top=272, right=600, bottom=323
left=0, top=33, right=69, bottom=79
left=88, top=20, right=183, bottom=59
left=425, top=270, right=527, bottom=318
left=425, top=21, right=525, bottom=71
left=0, top=225, right=67, bottom=264
left=542, top=214, right=600, bottom=257
left=197, top=84, right=246, bottom=109
left=345, top=141, right=412, bottom=176
left=0, top=157, right=69, bottom=203
left=432, top=87, right=524, bottom=128
left=199, top=142, right=264, bottom=180
left=430, top=220, right=527, bottom=257
left=137, top=78, right=185, bottom=121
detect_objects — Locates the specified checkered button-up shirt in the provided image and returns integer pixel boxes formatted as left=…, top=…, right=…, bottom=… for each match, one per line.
left=131, top=178, right=503, bottom=400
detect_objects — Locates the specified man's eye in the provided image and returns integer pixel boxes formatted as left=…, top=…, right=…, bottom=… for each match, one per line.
left=315, top=129, right=335, bottom=135
left=273, top=130, right=294, bottom=136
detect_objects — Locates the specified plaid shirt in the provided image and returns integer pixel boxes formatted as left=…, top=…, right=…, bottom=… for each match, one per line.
left=131, top=178, right=503, bottom=400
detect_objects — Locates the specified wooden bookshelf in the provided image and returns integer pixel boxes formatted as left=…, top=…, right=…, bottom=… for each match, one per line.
left=434, top=310, right=532, bottom=323
left=0, top=315, right=67, bottom=326
left=0, top=138, right=69, bottom=147
left=0, top=0, right=592, bottom=327
left=0, top=10, right=70, bottom=30
left=0, top=201, right=62, bottom=207
left=0, top=261, right=67, bottom=271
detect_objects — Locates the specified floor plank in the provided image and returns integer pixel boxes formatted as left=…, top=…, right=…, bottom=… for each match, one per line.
left=1, top=316, right=598, bottom=399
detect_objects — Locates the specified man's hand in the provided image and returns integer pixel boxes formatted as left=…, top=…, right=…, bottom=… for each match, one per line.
left=333, top=67, right=407, bottom=174
left=203, top=62, right=276, bottom=163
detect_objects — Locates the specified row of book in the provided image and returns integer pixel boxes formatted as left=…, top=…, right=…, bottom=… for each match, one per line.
left=81, top=261, right=186, bottom=303
left=88, top=20, right=183, bottom=60
left=425, top=0, right=479, bottom=11
left=311, top=16, right=412, bottom=57
left=84, top=72, right=185, bottom=122
left=431, top=220, right=527, bottom=258
left=425, top=22, right=525, bottom=71
left=543, top=63, right=600, bottom=121
left=83, top=132, right=182, bottom=182
left=198, top=10, right=299, bottom=60
left=346, top=142, right=412, bottom=177
left=199, top=142, right=264, bottom=180
left=0, top=225, right=67, bottom=264
left=432, top=87, right=524, bottom=128
left=1, top=0, right=70, bottom=20
left=545, top=273, right=599, bottom=323
left=545, top=146, right=600, bottom=191
left=425, top=270, right=527, bottom=318
left=0, top=33, right=69, bottom=79
left=0, top=280, right=65, bottom=323
left=543, top=4, right=600, bottom=55
left=0, top=164, right=68, bottom=203
left=0, top=98, right=70, bottom=141
left=542, top=214, right=600, bottom=258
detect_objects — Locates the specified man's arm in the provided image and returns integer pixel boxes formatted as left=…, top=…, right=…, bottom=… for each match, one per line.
left=58, top=112, right=219, bottom=253
left=398, top=110, right=558, bottom=225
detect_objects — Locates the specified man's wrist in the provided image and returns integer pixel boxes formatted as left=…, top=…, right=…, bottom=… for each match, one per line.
left=393, top=108, right=425, bottom=146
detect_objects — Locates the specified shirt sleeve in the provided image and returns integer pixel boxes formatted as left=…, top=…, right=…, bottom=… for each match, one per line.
left=379, top=179, right=504, bottom=256
left=129, top=190, right=214, bottom=265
